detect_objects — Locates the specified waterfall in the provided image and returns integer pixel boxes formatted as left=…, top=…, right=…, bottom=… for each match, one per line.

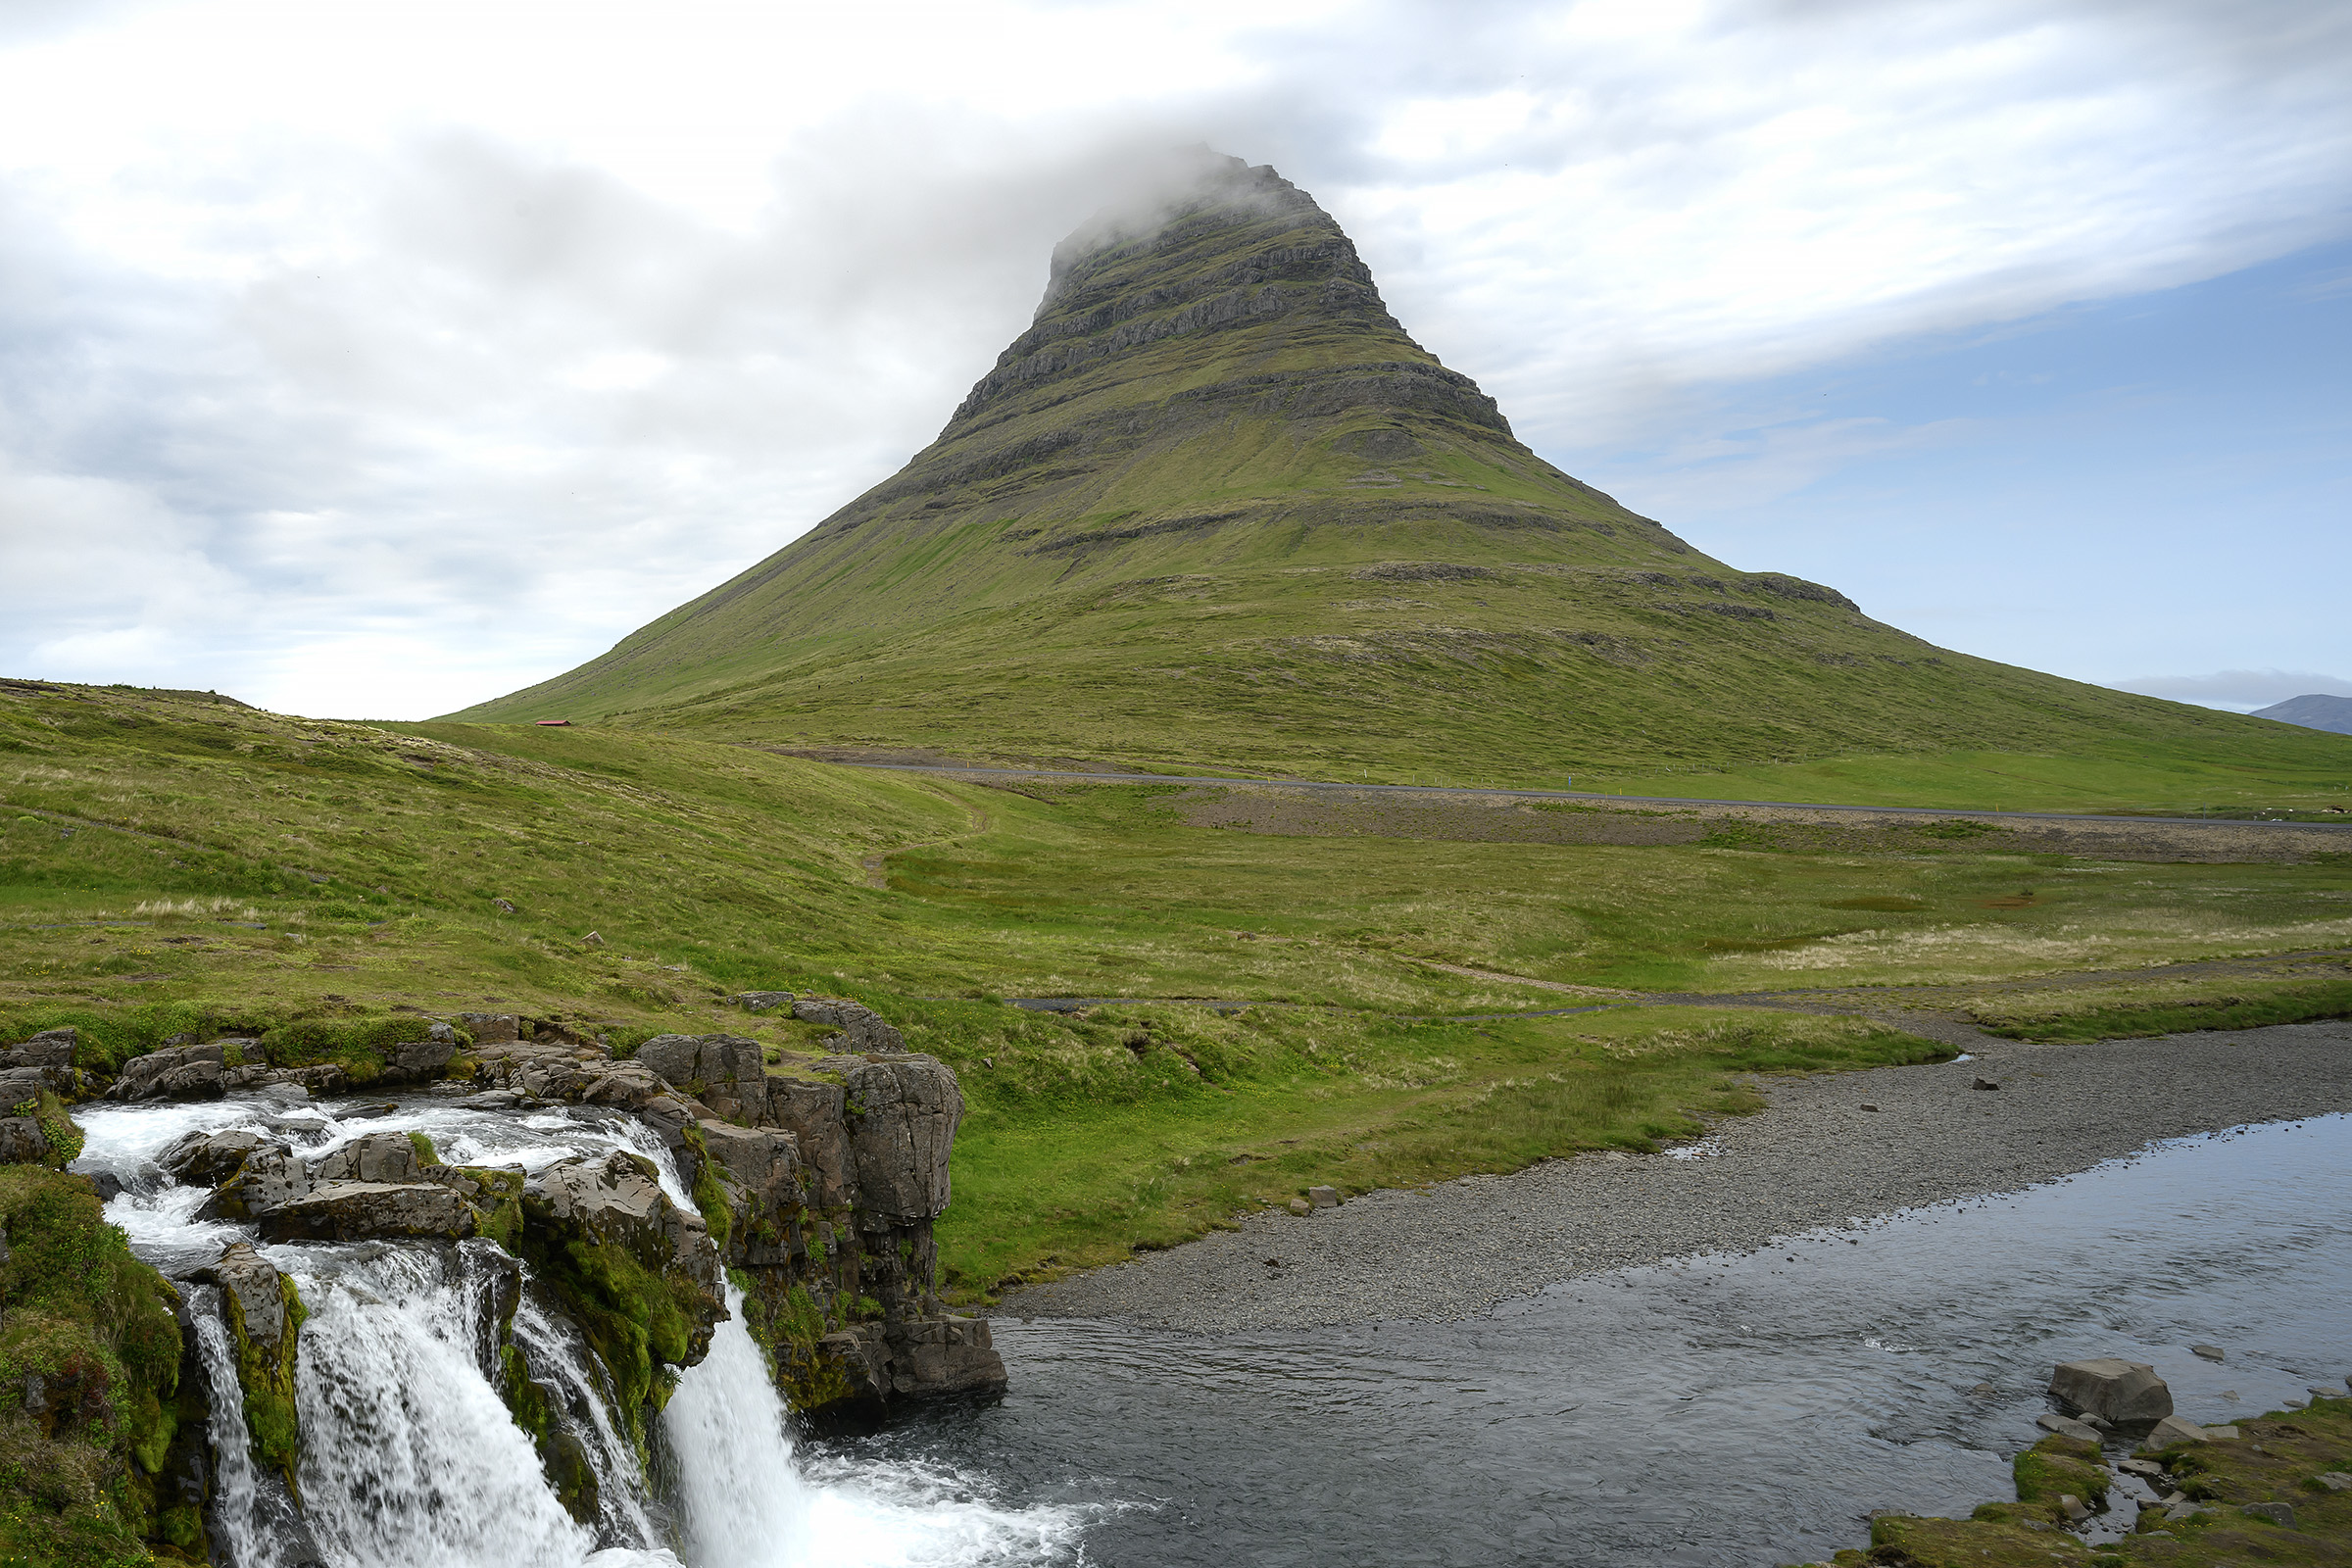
left=288, top=1243, right=603, bottom=1568
left=78, top=1095, right=1083, bottom=1568
left=512, top=1291, right=666, bottom=1549
left=662, top=1291, right=1087, bottom=1568
left=660, top=1288, right=815, bottom=1568
left=188, top=1285, right=311, bottom=1568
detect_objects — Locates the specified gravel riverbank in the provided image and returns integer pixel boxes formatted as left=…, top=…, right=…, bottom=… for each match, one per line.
left=998, top=1018, right=2352, bottom=1332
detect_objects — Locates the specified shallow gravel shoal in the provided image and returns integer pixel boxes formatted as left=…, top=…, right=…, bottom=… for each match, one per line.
left=997, top=1019, right=2352, bottom=1333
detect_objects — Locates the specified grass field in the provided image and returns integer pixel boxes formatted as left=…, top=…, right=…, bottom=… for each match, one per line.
left=5, top=682, right=2348, bottom=1292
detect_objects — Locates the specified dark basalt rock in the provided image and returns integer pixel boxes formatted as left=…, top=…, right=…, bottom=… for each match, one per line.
left=162, top=1128, right=287, bottom=1188
left=257, top=1180, right=480, bottom=1243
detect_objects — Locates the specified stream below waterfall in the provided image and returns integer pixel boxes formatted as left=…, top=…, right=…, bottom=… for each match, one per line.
left=74, top=1093, right=2352, bottom=1568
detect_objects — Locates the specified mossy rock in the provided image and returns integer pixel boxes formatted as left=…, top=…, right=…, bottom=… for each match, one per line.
left=0, top=1165, right=183, bottom=1565
left=220, top=1273, right=305, bottom=1494
left=2013, top=1433, right=2109, bottom=1508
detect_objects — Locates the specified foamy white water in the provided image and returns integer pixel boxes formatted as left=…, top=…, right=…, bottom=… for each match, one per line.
left=290, top=1243, right=598, bottom=1568
left=664, top=1288, right=1092, bottom=1568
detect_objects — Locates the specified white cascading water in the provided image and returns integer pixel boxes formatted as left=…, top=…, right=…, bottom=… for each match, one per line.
left=661, top=1290, right=1090, bottom=1568
left=511, top=1292, right=665, bottom=1549
left=661, top=1287, right=818, bottom=1568
left=187, top=1285, right=308, bottom=1568
left=75, top=1093, right=1085, bottom=1568
left=289, top=1242, right=602, bottom=1568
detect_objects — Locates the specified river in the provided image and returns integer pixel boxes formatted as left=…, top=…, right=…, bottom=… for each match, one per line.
left=76, top=1096, right=2352, bottom=1566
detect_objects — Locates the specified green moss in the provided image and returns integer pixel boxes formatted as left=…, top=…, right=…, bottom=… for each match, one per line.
left=17, top=1092, right=85, bottom=1169
left=0, top=1166, right=181, bottom=1566
left=458, top=1168, right=525, bottom=1254
left=497, top=1343, right=598, bottom=1526
left=2012, top=1433, right=2108, bottom=1507
left=680, top=1126, right=733, bottom=1253
left=522, top=1238, right=699, bottom=1446
left=407, top=1131, right=440, bottom=1168
left=255, top=1015, right=444, bottom=1082
left=220, top=1275, right=303, bottom=1494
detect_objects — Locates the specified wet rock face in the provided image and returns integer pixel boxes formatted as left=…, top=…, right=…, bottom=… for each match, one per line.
left=162, top=1128, right=284, bottom=1189
left=194, top=1242, right=292, bottom=1358
left=258, top=1180, right=480, bottom=1243
left=694, top=1119, right=802, bottom=1266
left=845, top=1058, right=962, bottom=1221
left=526, top=1152, right=718, bottom=1293
left=310, top=1129, right=424, bottom=1185
left=110, top=1040, right=236, bottom=1102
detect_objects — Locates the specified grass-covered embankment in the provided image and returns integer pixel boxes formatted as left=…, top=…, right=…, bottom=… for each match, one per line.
left=0, top=1163, right=187, bottom=1567
left=1962, top=968, right=2352, bottom=1042
left=902, top=1002, right=1947, bottom=1295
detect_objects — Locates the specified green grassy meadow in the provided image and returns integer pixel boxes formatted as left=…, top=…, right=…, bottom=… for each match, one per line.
left=4, top=682, right=2348, bottom=1294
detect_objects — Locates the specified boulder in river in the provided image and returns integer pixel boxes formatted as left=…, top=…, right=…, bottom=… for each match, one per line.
left=258, top=1180, right=481, bottom=1242
left=2035, top=1411, right=2104, bottom=1444
left=2050, top=1356, right=2173, bottom=1423
left=162, top=1128, right=287, bottom=1188
left=2144, top=1414, right=2211, bottom=1446
left=109, top=1040, right=234, bottom=1102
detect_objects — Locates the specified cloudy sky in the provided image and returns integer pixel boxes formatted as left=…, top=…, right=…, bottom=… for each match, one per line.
left=1, top=0, right=2346, bottom=720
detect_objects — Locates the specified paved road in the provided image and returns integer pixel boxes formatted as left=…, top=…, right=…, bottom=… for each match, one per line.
left=841, top=760, right=2351, bottom=832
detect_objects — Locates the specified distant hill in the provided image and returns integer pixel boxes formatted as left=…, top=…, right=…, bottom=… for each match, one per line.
left=2253, top=694, right=2352, bottom=735
left=452, top=154, right=2345, bottom=792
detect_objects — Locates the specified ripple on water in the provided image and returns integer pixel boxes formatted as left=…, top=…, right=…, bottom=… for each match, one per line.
left=837, top=1114, right=2352, bottom=1568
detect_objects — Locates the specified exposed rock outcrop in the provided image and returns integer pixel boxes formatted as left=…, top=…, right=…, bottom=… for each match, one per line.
left=192, top=1242, right=305, bottom=1488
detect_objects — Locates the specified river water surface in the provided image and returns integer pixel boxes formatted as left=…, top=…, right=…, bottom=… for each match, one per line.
left=76, top=1096, right=2352, bottom=1567
left=840, top=1114, right=2352, bottom=1567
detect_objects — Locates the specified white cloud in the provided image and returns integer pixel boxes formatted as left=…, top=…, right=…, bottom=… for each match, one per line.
left=0, top=0, right=2346, bottom=715
left=2108, top=670, right=2352, bottom=712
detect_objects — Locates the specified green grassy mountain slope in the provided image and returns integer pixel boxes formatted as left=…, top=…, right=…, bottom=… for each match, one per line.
left=453, top=156, right=2348, bottom=796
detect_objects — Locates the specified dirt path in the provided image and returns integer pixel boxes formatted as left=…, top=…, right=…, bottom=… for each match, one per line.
left=835, top=762, right=2352, bottom=862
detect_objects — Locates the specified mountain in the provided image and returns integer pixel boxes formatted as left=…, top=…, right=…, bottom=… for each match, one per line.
left=453, top=155, right=2339, bottom=790
left=2252, top=694, right=2352, bottom=736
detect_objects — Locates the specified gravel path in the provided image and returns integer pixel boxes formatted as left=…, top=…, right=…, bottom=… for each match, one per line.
left=997, top=1018, right=2352, bottom=1332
